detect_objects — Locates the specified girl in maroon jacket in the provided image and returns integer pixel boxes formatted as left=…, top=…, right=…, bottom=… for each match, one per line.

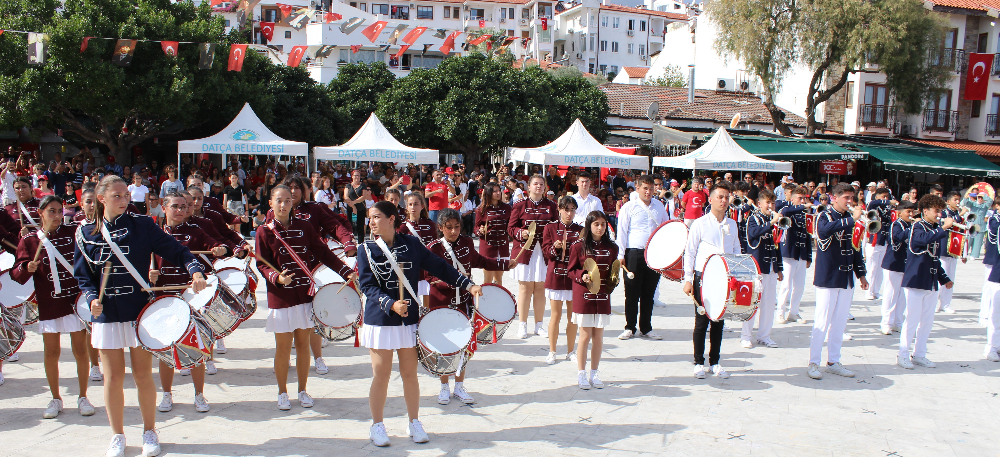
left=11, top=195, right=95, bottom=419
left=568, top=210, right=620, bottom=391
left=255, top=185, right=355, bottom=412
left=507, top=175, right=559, bottom=339
left=474, top=182, right=512, bottom=287
left=541, top=196, right=581, bottom=365
left=426, top=209, right=512, bottom=406
left=399, top=193, right=438, bottom=307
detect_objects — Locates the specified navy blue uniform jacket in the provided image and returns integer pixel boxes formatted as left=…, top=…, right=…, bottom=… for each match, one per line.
left=814, top=209, right=866, bottom=289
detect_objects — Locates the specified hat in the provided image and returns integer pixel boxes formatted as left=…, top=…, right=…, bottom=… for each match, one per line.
left=866, top=182, right=876, bottom=187
left=670, top=179, right=678, bottom=184
left=445, top=167, right=454, bottom=174
left=546, top=190, right=555, bottom=195
left=107, top=156, right=115, bottom=162
left=851, top=181, right=861, bottom=186
left=37, top=175, right=48, bottom=181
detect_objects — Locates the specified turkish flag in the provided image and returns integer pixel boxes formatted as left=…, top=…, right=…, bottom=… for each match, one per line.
left=393, top=44, right=411, bottom=59
left=161, top=41, right=179, bottom=57
left=277, top=3, right=293, bottom=18
left=469, top=34, right=491, bottom=46
left=324, top=12, right=342, bottom=23
left=947, top=231, right=964, bottom=257
left=965, top=53, right=994, bottom=100
left=439, top=31, right=462, bottom=54
left=351, top=44, right=362, bottom=53
left=730, top=279, right=755, bottom=308
left=260, top=21, right=275, bottom=41
left=287, top=45, right=307, bottom=66
left=479, top=19, right=486, bottom=27
left=210, top=0, right=224, bottom=4
left=541, top=17, right=548, bottom=30
left=851, top=220, right=865, bottom=251
left=361, top=20, right=387, bottom=42
left=402, top=26, right=427, bottom=45
left=228, top=44, right=248, bottom=71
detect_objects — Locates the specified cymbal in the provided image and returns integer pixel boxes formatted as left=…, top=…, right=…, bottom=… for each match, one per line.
left=609, top=259, right=621, bottom=289
left=584, top=258, right=600, bottom=295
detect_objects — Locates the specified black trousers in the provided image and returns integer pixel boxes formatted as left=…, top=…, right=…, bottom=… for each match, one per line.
left=624, top=248, right=656, bottom=334
left=692, top=273, right=724, bottom=365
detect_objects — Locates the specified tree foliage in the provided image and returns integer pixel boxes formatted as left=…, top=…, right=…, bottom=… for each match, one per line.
left=644, top=64, right=687, bottom=87
left=327, top=61, right=395, bottom=141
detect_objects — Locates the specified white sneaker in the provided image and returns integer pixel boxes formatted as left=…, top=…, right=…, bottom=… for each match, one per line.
left=370, top=422, right=390, bottom=447
left=205, top=360, right=218, bottom=375
left=807, top=363, right=823, bottom=379
left=590, top=370, right=604, bottom=389
left=517, top=322, right=528, bottom=339
left=578, top=370, right=591, bottom=389
left=89, top=366, right=103, bottom=382
left=141, top=429, right=161, bottom=457
left=6, top=353, right=18, bottom=362
left=42, top=398, right=63, bottom=419
left=847, top=312, right=855, bottom=320
left=321, top=338, right=329, bottom=348
left=78, top=397, right=96, bottom=416
left=880, top=327, right=892, bottom=335
left=911, top=356, right=936, bottom=368
left=740, top=339, right=753, bottom=349
left=843, top=333, right=854, bottom=341
left=776, top=314, right=789, bottom=324
left=792, top=314, right=806, bottom=324
left=618, top=329, right=634, bottom=340
left=825, top=362, right=855, bottom=377
left=179, top=368, right=191, bottom=376
left=891, top=325, right=902, bottom=333
left=215, top=339, right=227, bottom=354
left=757, top=338, right=778, bottom=348
left=314, top=357, right=329, bottom=375
left=407, top=419, right=429, bottom=443
left=157, top=392, right=173, bottom=412
left=545, top=352, right=557, bottom=365
left=0, top=372, right=4, bottom=386
left=941, top=306, right=956, bottom=315
left=534, top=322, right=548, bottom=337
left=194, top=393, right=210, bottom=413
left=566, top=352, right=577, bottom=363
left=277, top=393, right=291, bottom=411
left=453, top=385, right=475, bottom=404
left=987, top=351, right=1000, bottom=362
left=693, top=364, right=707, bottom=379
left=864, top=294, right=874, bottom=301
left=897, top=355, right=914, bottom=369
left=437, top=384, right=451, bottom=405
left=298, top=391, right=314, bottom=408
left=106, top=434, right=126, bottom=457
left=640, top=331, right=662, bottom=340
left=711, top=365, right=730, bottom=379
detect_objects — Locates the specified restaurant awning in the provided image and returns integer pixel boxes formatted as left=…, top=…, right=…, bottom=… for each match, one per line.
left=850, top=144, right=1000, bottom=178
left=733, top=137, right=865, bottom=161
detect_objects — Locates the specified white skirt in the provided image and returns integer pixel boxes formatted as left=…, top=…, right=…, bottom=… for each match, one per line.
left=38, top=314, right=86, bottom=334
left=266, top=302, right=314, bottom=334
left=418, top=280, right=430, bottom=297
left=545, top=289, right=572, bottom=301
left=360, top=324, right=417, bottom=350
left=513, top=245, right=546, bottom=282
left=573, top=313, right=611, bottom=328
left=91, top=322, right=139, bottom=350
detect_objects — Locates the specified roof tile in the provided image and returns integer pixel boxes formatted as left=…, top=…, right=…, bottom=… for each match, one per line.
left=908, top=138, right=1000, bottom=158
left=622, top=66, right=650, bottom=78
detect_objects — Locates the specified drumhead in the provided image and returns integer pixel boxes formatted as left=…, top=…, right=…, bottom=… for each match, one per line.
left=0, top=271, right=34, bottom=309
left=700, top=255, right=730, bottom=321
left=645, top=222, right=688, bottom=270
left=137, top=297, right=192, bottom=350
left=418, top=308, right=472, bottom=355
left=181, top=275, right=220, bottom=311
left=75, top=293, right=95, bottom=323
left=213, top=257, right=246, bottom=272
left=216, top=268, right=248, bottom=295
left=0, top=251, right=15, bottom=271
left=313, top=265, right=344, bottom=287
left=477, top=285, right=516, bottom=322
left=312, top=284, right=363, bottom=327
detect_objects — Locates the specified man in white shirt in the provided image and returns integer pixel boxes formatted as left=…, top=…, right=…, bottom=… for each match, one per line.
left=0, top=157, right=17, bottom=206
left=571, top=171, right=604, bottom=225
left=682, top=180, right=739, bottom=379
left=616, top=175, right=669, bottom=341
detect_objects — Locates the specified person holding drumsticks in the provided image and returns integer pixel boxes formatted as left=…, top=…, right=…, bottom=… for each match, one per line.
left=74, top=175, right=209, bottom=457
left=10, top=195, right=95, bottom=419
left=71, top=185, right=104, bottom=382
left=475, top=182, right=512, bottom=287
left=743, top=189, right=783, bottom=349
left=400, top=193, right=439, bottom=306
left=616, top=175, right=668, bottom=341
left=357, top=201, right=481, bottom=447
left=508, top=175, right=559, bottom=339
left=426, top=208, right=511, bottom=405
left=568, top=210, right=619, bottom=389
left=541, top=196, right=582, bottom=364
left=255, top=185, right=356, bottom=412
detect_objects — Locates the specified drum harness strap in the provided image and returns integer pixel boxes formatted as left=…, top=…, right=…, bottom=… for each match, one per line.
left=37, top=230, right=73, bottom=294
left=372, top=236, right=420, bottom=303
left=405, top=221, right=423, bottom=243
left=100, top=223, right=151, bottom=291
left=18, top=201, right=37, bottom=228
left=439, top=237, right=467, bottom=306
left=890, top=220, right=910, bottom=252
left=266, top=221, right=317, bottom=296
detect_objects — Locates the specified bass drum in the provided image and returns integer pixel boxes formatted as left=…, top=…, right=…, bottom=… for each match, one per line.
left=645, top=221, right=689, bottom=282
left=700, top=254, right=762, bottom=322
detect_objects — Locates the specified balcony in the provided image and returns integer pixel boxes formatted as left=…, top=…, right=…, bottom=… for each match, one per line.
left=922, top=109, right=958, bottom=133
left=858, top=104, right=897, bottom=130
left=986, top=114, right=1000, bottom=137
left=994, top=54, right=1000, bottom=76
left=928, top=48, right=964, bottom=73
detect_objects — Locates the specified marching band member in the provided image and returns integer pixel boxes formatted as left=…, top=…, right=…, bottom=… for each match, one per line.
left=616, top=175, right=668, bottom=341
left=508, top=175, right=558, bottom=339
left=475, top=182, right=512, bottom=287
left=731, top=181, right=754, bottom=253
left=255, top=185, right=355, bottom=411
left=541, top=196, right=582, bottom=364
left=5, top=176, right=41, bottom=237
left=742, top=189, right=783, bottom=348
left=897, top=195, right=953, bottom=369
left=776, top=186, right=813, bottom=324
left=683, top=181, right=738, bottom=379
left=879, top=201, right=916, bottom=335
left=426, top=209, right=510, bottom=405
left=11, top=195, right=96, bottom=419
left=936, top=191, right=965, bottom=314
left=864, top=188, right=895, bottom=301
left=73, top=186, right=104, bottom=381
left=400, top=192, right=438, bottom=310
left=569, top=210, right=619, bottom=389
left=808, top=183, right=868, bottom=380
left=189, top=186, right=248, bottom=258
left=981, top=200, right=1000, bottom=327
left=74, top=175, right=208, bottom=457
left=357, top=201, right=481, bottom=446
left=187, top=175, right=243, bottom=230
left=151, top=193, right=228, bottom=414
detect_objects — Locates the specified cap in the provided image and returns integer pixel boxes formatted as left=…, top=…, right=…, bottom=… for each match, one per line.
left=866, top=182, right=876, bottom=187
left=851, top=181, right=861, bottom=186
left=37, top=175, right=48, bottom=181
left=546, top=190, right=555, bottom=195
left=107, top=156, right=115, bottom=162
left=670, top=179, right=678, bottom=184
left=445, top=167, right=454, bottom=174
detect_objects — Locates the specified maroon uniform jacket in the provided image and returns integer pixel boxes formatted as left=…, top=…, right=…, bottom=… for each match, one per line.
left=188, top=215, right=233, bottom=257
left=542, top=221, right=582, bottom=291
left=398, top=218, right=438, bottom=246
left=73, top=212, right=91, bottom=224
left=5, top=198, right=40, bottom=236
left=568, top=239, right=620, bottom=315
left=202, top=207, right=247, bottom=253
left=155, top=222, right=225, bottom=292
left=204, top=196, right=240, bottom=225
left=265, top=202, right=357, bottom=255
left=475, top=203, right=512, bottom=258
left=507, top=197, right=558, bottom=261
left=255, top=218, right=353, bottom=309
left=426, top=235, right=506, bottom=315
left=0, top=209, right=19, bottom=253
left=11, top=225, right=79, bottom=321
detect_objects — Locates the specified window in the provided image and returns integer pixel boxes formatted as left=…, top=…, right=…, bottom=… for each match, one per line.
left=508, top=29, right=514, bottom=36
left=372, top=3, right=389, bottom=15
left=470, top=8, right=485, bottom=19
left=600, top=40, right=607, bottom=51
left=349, top=1, right=356, bottom=7
left=640, top=20, right=646, bottom=31
left=845, top=81, right=854, bottom=108
left=674, top=3, right=680, bottom=8
left=590, top=15, right=595, bottom=26
left=454, top=7, right=460, bottom=18
left=522, top=8, right=529, bottom=19
left=502, top=8, right=508, bottom=19
left=923, top=90, right=953, bottom=131
left=263, top=8, right=279, bottom=21
left=973, top=100, right=982, bottom=118
left=444, top=6, right=450, bottom=18
left=417, top=6, right=433, bottom=19
left=284, top=30, right=291, bottom=39
left=613, top=17, right=619, bottom=28
left=988, top=94, right=1000, bottom=135
left=599, top=64, right=607, bottom=74
left=611, top=41, right=619, bottom=52
left=589, top=63, right=595, bottom=73
left=601, top=16, right=608, bottom=27
left=537, top=3, right=552, bottom=18
left=225, top=20, right=231, bottom=27
left=638, top=44, right=645, bottom=56
left=360, top=3, right=367, bottom=12
left=860, top=83, right=889, bottom=127
left=627, top=43, right=633, bottom=54
left=628, top=19, right=634, bottom=30
left=610, top=65, right=618, bottom=74
left=979, top=32, right=989, bottom=53
left=509, top=7, right=514, bottom=19
left=390, top=5, right=408, bottom=19
left=590, top=35, right=595, bottom=51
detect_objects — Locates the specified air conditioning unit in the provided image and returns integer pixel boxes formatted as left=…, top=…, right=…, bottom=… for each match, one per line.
left=640, top=54, right=646, bottom=61
left=902, top=124, right=918, bottom=135
left=464, top=4, right=470, bottom=10
left=576, top=53, right=582, bottom=59
left=520, top=18, right=527, bottom=25
left=627, top=30, right=634, bottom=36
left=410, top=3, right=414, bottom=6
left=500, top=17, right=506, bottom=22
left=716, top=78, right=735, bottom=91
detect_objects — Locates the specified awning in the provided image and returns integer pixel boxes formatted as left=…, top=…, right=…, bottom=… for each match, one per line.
left=733, top=137, right=865, bottom=161
left=851, top=144, right=1000, bottom=178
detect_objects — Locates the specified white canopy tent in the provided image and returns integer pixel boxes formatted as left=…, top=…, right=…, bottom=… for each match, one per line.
left=177, top=102, right=310, bottom=173
left=506, top=119, right=649, bottom=170
left=313, top=113, right=439, bottom=165
left=652, top=126, right=793, bottom=173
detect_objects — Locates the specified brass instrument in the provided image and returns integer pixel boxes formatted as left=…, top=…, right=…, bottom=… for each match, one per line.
left=776, top=216, right=792, bottom=229
left=583, top=258, right=601, bottom=295
left=950, top=221, right=979, bottom=236
left=851, top=205, right=881, bottom=234
left=663, top=190, right=674, bottom=200
left=815, top=204, right=828, bottom=213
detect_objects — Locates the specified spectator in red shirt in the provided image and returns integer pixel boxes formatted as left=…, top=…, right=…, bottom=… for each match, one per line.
left=424, top=169, right=449, bottom=221
left=681, top=177, right=707, bottom=226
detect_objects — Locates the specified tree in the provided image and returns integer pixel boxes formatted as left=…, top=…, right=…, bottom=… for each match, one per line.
left=327, top=61, right=395, bottom=141
left=644, top=64, right=687, bottom=87
left=262, top=65, right=341, bottom=147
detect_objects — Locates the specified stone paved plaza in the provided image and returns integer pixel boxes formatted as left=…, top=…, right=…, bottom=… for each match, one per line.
left=1, top=259, right=998, bottom=457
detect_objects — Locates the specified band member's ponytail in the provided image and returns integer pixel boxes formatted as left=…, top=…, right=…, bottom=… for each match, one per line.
left=90, top=175, right=127, bottom=236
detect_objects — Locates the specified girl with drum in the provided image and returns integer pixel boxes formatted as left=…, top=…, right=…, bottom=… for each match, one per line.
left=358, top=201, right=482, bottom=446
left=10, top=195, right=96, bottom=418
left=256, top=185, right=356, bottom=412
left=507, top=175, right=559, bottom=339
left=541, top=196, right=582, bottom=365
left=74, top=175, right=209, bottom=457
left=399, top=193, right=439, bottom=307
left=72, top=186, right=105, bottom=382
left=427, top=208, right=511, bottom=405
left=475, top=182, right=512, bottom=287
left=568, top=211, right=619, bottom=390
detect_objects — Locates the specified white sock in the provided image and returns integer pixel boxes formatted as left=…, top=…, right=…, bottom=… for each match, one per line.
left=578, top=369, right=586, bottom=376
left=590, top=369, right=599, bottom=377
left=440, top=382, right=449, bottom=388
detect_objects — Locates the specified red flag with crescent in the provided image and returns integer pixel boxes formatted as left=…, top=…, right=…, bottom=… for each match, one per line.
left=851, top=220, right=865, bottom=251
left=541, top=17, right=548, bottom=30
left=729, top=278, right=754, bottom=307
left=947, top=231, right=964, bottom=257
left=439, top=31, right=462, bottom=54
left=393, top=45, right=411, bottom=59
left=361, top=21, right=387, bottom=42
left=965, top=53, right=993, bottom=100
left=161, top=41, right=179, bottom=57
left=228, top=44, right=248, bottom=71
left=287, top=45, right=307, bottom=67
left=80, top=37, right=92, bottom=53
left=402, top=26, right=427, bottom=45
left=260, top=22, right=275, bottom=41
left=469, top=34, right=491, bottom=46
left=324, top=12, right=342, bottom=23
left=277, top=3, right=293, bottom=18
left=210, top=0, right=224, bottom=4
left=478, top=19, right=486, bottom=27
left=177, top=326, right=211, bottom=357
left=351, top=44, right=362, bottom=53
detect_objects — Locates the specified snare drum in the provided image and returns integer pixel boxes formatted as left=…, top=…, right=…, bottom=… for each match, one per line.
left=0, top=302, right=26, bottom=360
left=181, top=274, right=244, bottom=338
left=0, top=251, right=15, bottom=271
left=472, top=284, right=516, bottom=344
left=136, top=296, right=215, bottom=369
left=74, top=293, right=95, bottom=333
left=214, top=256, right=258, bottom=290
left=645, top=221, right=689, bottom=281
left=416, top=308, right=473, bottom=376
left=311, top=283, right=363, bottom=341
left=216, top=267, right=257, bottom=320
left=700, top=254, right=762, bottom=322
left=0, top=271, right=38, bottom=325
left=313, top=265, right=344, bottom=287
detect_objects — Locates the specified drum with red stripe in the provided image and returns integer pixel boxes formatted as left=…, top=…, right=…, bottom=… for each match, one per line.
left=699, top=254, right=762, bottom=322
left=136, top=296, right=216, bottom=369
left=645, top=221, right=688, bottom=282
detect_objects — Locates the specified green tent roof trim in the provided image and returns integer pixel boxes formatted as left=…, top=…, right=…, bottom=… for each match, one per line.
left=849, top=144, right=1000, bottom=178
left=731, top=137, right=866, bottom=161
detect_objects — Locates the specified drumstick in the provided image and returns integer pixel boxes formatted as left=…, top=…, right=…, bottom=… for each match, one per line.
left=144, top=284, right=195, bottom=292
left=620, top=263, right=636, bottom=279
left=97, top=262, right=112, bottom=303
left=189, top=250, right=216, bottom=255
left=686, top=291, right=707, bottom=316
left=336, top=274, right=358, bottom=294
left=254, top=254, right=280, bottom=274
left=1, top=239, right=16, bottom=250
left=32, top=241, right=44, bottom=262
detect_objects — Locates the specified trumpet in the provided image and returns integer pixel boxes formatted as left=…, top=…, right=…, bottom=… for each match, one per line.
left=951, top=221, right=979, bottom=235
left=814, top=204, right=828, bottom=214
left=851, top=205, right=881, bottom=233
left=663, top=190, right=674, bottom=200
left=966, top=213, right=977, bottom=224
left=776, top=216, right=792, bottom=229
left=865, top=209, right=878, bottom=221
